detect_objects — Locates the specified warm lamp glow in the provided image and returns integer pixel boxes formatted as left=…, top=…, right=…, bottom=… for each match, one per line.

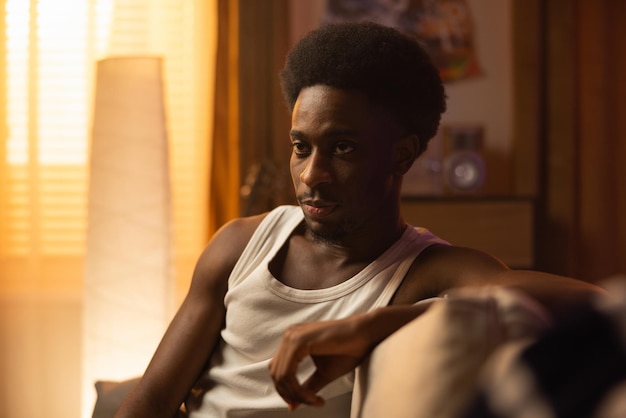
left=82, top=56, right=174, bottom=418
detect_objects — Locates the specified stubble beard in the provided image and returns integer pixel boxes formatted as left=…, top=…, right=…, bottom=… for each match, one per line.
left=304, top=217, right=356, bottom=246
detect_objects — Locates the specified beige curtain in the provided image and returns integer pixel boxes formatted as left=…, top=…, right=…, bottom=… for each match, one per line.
left=209, top=0, right=293, bottom=235
left=208, top=0, right=241, bottom=235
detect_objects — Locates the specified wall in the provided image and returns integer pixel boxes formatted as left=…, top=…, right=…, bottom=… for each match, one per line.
left=0, top=291, right=81, bottom=418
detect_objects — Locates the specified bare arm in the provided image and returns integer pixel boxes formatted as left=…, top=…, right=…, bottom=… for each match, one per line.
left=115, top=215, right=265, bottom=418
left=269, top=245, right=606, bottom=410
left=409, top=245, right=607, bottom=323
left=269, top=300, right=436, bottom=410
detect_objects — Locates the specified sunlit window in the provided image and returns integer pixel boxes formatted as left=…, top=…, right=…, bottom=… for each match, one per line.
left=1, top=0, right=209, bottom=257
left=3, top=0, right=103, bottom=255
left=5, top=0, right=105, bottom=165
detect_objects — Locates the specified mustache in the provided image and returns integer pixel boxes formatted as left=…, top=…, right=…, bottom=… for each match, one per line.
left=297, top=191, right=340, bottom=206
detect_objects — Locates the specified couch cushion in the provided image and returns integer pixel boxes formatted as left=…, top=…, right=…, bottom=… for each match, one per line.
left=351, top=287, right=552, bottom=418
left=92, top=378, right=139, bottom=418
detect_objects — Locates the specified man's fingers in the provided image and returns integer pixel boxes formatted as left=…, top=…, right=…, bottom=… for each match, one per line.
left=269, top=356, right=317, bottom=408
left=273, top=373, right=324, bottom=409
left=302, top=370, right=330, bottom=401
left=270, top=352, right=327, bottom=410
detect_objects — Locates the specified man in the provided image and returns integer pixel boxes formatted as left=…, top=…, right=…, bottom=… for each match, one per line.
left=115, top=22, right=602, bottom=417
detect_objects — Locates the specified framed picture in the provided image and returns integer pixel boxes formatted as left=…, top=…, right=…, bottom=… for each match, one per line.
left=323, top=0, right=483, bottom=83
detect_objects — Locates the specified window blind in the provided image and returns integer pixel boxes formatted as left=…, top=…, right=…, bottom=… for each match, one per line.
left=0, top=0, right=211, bottom=288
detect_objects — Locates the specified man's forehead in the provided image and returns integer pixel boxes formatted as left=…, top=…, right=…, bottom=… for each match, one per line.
left=292, top=85, right=403, bottom=137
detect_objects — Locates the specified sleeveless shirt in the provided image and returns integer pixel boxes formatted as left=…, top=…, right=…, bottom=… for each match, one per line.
left=188, top=205, right=448, bottom=418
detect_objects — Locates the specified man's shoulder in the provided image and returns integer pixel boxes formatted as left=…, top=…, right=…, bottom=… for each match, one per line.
left=210, top=205, right=301, bottom=259
left=392, top=244, right=508, bottom=304
left=190, top=212, right=271, bottom=292
left=390, top=243, right=452, bottom=304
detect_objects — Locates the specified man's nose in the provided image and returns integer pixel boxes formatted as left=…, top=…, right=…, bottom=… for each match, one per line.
left=299, top=150, right=333, bottom=187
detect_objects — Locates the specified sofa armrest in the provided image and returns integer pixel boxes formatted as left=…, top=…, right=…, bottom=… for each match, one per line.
left=351, top=287, right=551, bottom=418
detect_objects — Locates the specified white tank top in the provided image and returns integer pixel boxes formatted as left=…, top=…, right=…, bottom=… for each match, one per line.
left=188, top=205, right=448, bottom=418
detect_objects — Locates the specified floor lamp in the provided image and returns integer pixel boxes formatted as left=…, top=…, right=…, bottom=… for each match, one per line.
left=82, top=56, right=174, bottom=417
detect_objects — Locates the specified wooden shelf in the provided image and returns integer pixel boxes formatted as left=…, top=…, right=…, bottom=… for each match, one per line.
left=401, top=197, right=535, bottom=268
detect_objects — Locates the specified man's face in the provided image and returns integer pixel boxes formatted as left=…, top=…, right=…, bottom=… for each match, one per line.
left=289, top=85, right=400, bottom=242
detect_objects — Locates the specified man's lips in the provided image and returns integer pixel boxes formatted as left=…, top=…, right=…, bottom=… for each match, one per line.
left=300, top=200, right=338, bottom=217
left=304, top=204, right=336, bottom=217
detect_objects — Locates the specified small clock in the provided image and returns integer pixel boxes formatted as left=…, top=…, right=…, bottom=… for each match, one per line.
left=442, top=125, right=486, bottom=193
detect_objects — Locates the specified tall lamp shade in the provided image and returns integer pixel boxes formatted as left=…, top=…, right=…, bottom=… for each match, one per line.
left=82, top=56, right=174, bottom=417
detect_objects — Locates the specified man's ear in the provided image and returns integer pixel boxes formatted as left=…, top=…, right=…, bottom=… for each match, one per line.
left=392, top=134, right=419, bottom=175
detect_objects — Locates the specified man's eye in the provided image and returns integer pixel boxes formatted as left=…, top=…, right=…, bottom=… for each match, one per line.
left=334, top=142, right=355, bottom=155
left=291, top=142, right=310, bottom=155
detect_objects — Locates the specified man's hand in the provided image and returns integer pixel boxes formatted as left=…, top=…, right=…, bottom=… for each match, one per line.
left=268, top=316, right=372, bottom=411
left=268, top=301, right=439, bottom=410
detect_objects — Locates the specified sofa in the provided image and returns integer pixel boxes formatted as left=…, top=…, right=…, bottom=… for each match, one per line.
left=93, top=281, right=626, bottom=418
left=352, top=281, right=626, bottom=418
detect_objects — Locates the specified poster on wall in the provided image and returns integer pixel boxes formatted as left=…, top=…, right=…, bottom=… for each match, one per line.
left=322, top=0, right=482, bottom=83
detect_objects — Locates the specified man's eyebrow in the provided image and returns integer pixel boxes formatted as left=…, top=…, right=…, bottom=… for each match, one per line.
left=289, top=129, right=305, bottom=140
left=289, top=128, right=359, bottom=139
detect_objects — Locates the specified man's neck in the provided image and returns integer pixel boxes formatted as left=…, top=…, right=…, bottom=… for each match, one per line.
left=302, top=212, right=407, bottom=265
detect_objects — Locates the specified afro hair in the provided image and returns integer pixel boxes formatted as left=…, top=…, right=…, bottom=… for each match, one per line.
left=280, top=21, right=446, bottom=156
